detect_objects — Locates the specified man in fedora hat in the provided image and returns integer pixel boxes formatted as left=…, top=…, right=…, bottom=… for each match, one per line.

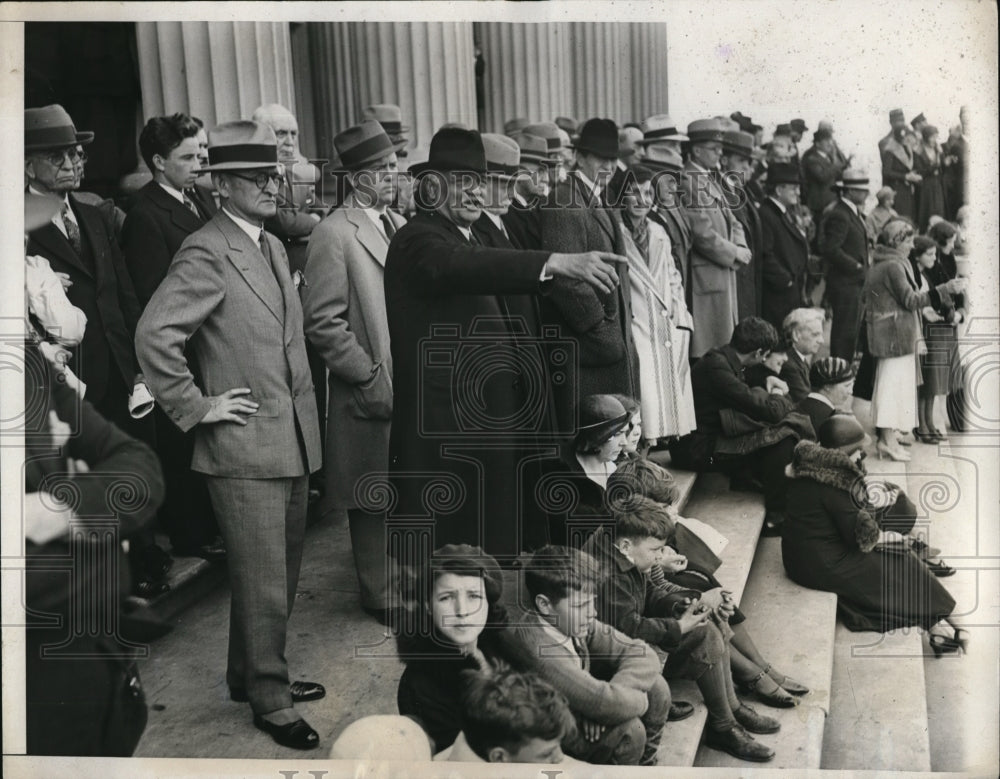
left=818, top=168, right=872, bottom=359
left=24, top=104, right=150, bottom=436
left=121, top=112, right=226, bottom=562
left=363, top=103, right=411, bottom=158
left=384, top=126, right=625, bottom=560
left=643, top=145, right=692, bottom=290
left=523, top=122, right=570, bottom=188
left=636, top=114, right=689, bottom=157
left=759, top=163, right=812, bottom=330
left=878, top=108, right=908, bottom=154
left=503, top=132, right=557, bottom=250
left=536, top=117, right=642, bottom=432
left=300, top=120, right=404, bottom=625
left=680, top=119, right=753, bottom=358
left=720, top=129, right=764, bottom=320
left=801, top=128, right=848, bottom=226
left=136, top=120, right=325, bottom=750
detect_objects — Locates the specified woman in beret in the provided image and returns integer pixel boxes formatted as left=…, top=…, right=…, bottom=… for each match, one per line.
left=782, top=416, right=966, bottom=656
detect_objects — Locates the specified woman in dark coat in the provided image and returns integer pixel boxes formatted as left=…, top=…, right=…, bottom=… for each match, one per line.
left=396, top=544, right=511, bottom=753
left=782, top=416, right=968, bottom=655
left=880, top=130, right=919, bottom=221
left=913, top=125, right=947, bottom=231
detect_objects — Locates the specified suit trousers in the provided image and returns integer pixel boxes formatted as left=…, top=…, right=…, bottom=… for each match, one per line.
left=206, top=474, right=309, bottom=715
left=827, top=280, right=865, bottom=360
left=347, top=508, right=395, bottom=609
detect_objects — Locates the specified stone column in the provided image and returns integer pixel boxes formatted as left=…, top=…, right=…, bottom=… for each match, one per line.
left=135, top=22, right=297, bottom=127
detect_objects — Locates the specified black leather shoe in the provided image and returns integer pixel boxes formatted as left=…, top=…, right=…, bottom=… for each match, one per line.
left=252, top=715, right=320, bottom=750
left=175, top=536, right=227, bottom=561
left=926, top=559, right=956, bottom=577
left=733, top=703, right=780, bottom=734
left=668, top=701, right=695, bottom=721
left=704, top=724, right=774, bottom=762
left=231, top=681, right=326, bottom=703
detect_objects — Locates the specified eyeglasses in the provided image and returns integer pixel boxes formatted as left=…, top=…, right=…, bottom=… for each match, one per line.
left=227, top=169, right=286, bottom=190
left=41, top=148, right=87, bottom=167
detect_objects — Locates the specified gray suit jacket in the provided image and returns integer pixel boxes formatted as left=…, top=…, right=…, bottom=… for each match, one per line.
left=301, top=194, right=404, bottom=508
left=136, top=209, right=322, bottom=478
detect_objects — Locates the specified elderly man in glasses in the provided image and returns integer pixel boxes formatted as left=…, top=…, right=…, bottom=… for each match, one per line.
left=24, top=104, right=149, bottom=439
left=136, top=121, right=325, bottom=750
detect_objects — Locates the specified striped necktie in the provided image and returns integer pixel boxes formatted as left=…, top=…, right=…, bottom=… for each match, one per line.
left=62, top=204, right=82, bottom=255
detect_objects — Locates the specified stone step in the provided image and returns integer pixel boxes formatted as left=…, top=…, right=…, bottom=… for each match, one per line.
left=655, top=472, right=767, bottom=766
left=821, top=624, right=932, bottom=772
left=125, top=554, right=227, bottom=624
left=693, top=536, right=838, bottom=769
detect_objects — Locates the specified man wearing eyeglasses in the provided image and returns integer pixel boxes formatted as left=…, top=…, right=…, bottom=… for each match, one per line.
left=24, top=104, right=149, bottom=438
left=136, top=121, right=325, bottom=751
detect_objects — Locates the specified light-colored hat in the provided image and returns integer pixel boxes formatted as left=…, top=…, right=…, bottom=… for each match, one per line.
left=329, top=715, right=432, bottom=761
left=834, top=168, right=870, bottom=191
left=686, top=118, right=726, bottom=145
left=722, top=130, right=755, bottom=158
left=641, top=143, right=683, bottom=172
left=522, top=122, right=565, bottom=154
left=637, top=114, right=689, bottom=144
left=503, top=117, right=530, bottom=136
left=510, top=132, right=557, bottom=166
left=199, top=121, right=279, bottom=172
left=481, top=133, right=520, bottom=179
left=363, top=104, right=410, bottom=135
left=554, top=116, right=579, bottom=135
left=334, top=120, right=399, bottom=171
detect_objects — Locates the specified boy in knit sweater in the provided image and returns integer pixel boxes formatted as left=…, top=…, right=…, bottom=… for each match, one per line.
left=583, top=496, right=779, bottom=762
left=497, top=546, right=671, bottom=765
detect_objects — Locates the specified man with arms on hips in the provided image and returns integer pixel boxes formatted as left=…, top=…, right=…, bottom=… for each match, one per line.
left=136, top=121, right=325, bottom=750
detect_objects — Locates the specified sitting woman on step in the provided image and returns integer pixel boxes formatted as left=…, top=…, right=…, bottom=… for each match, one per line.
left=782, top=415, right=968, bottom=657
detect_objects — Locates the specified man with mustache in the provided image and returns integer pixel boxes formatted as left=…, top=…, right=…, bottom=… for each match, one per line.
left=384, top=126, right=625, bottom=561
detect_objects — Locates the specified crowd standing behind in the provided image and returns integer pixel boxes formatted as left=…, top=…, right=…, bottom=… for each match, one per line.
left=21, top=98, right=971, bottom=762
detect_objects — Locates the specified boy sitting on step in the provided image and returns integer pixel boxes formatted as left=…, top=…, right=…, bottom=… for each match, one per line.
left=496, top=546, right=670, bottom=766
left=582, top=496, right=779, bottom=763
left=435, top=669, right=586, bottom=765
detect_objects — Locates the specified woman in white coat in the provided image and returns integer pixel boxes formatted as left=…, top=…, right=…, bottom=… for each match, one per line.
left=608, top=165, right=696, bottom=443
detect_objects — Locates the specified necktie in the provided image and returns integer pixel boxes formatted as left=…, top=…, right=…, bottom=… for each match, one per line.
left=467, top=229, right=481, bottom=246
left=571, top=637, right=587, bottom=670
left=258, top=231, right=281, bottom=283
left=62, top=204, right=82, bottom=255
left=379, top=212, right=396, bottom=241
left=183, top=191, right=200, bottom=218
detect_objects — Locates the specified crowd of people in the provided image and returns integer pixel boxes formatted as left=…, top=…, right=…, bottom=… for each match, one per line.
left=21, top=96, right=972, bottom=764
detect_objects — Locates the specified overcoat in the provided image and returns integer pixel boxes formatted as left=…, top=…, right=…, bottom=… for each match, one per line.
left=758, top=196, right=810, bottom=329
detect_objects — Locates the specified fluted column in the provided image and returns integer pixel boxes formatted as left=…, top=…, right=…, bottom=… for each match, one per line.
left=478, top=23, right=574, bottom=133
left=628, top=23, right=669, bottom=121
left=136, top=22, right=296, bottom=127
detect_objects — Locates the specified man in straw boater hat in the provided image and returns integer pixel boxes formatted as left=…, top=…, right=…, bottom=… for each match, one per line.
left=384, top=126, right=626, bottom=560
left=136, top=121, right=325, bottom=750
left=300, top=120, right=405, bottom=626
left=535, top=117, right=641, bottom=434
left=757, top=162, right=812, bottom=331
left=817, top=168, right=871, bottom=360
left=680, top=118, right=753, bottom=358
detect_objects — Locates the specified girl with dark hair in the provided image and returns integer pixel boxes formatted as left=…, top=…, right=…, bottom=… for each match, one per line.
left=396, top=544, right=511, bottom=754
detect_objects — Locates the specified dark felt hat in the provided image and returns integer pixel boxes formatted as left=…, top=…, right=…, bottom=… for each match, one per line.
left=774, top=123, right=793, bottom=137
left=813, top=128, right=833, bottom=143
left=571, top=118, right=623, bottom=159
left=407, top=127, right=487, bottom=176
left=818, top=414, right=870, bottom=451
left=575, top=394, right=630, bottom=450
left=333, top=120, right=398, bottom=171
left=790, top=118, right=808, bottom=134
left=768, top=162, right=801, bottom=186
left=722, top=130, right=755, bottom=158
left=810, top=357, right=856, bottom=389
left=25, top=104, right=94, bottom=151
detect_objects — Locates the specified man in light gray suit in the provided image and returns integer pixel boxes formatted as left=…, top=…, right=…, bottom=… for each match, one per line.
left=136, top=121, right=324, bottom=750
left=301, top=120, right=405, bottom=624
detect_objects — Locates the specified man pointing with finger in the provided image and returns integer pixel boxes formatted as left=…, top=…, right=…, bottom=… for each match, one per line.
left=385, top=126, right=626, bottom=560
left=136, top=121, right=325, bottom=750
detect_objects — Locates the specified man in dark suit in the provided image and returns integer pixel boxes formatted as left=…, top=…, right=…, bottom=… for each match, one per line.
left=758, top=162, right=811, bottom=330
left=720, top=130, right=763, bottom=320
left=385, top=127, right=623, bottom=561
left=502, top=132, right=556, bottom=251
left=818, top=169, right=871, bottom=359
left=536, top=118, right=641, bottom=431
left=778, top=308, right=826, bottom=403
left=136, top=122, right=325, bottom=750
left=121, top=113, right=225, bottom=560
left=24, top=105, right=148, bottom=436
left=800, top=129, right=847, bottom=228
